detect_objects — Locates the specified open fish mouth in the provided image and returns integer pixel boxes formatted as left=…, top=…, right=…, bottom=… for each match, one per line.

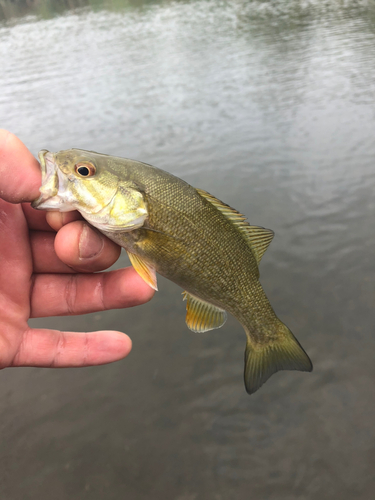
left=31, top=150, right=58, bottom=209
left=31, top=150, right=74, bottom=211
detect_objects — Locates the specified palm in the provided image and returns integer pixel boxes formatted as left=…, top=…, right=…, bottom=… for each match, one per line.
left=0, top=200, right=33, bottom=367
left=0, top=130, right=154, bottom=369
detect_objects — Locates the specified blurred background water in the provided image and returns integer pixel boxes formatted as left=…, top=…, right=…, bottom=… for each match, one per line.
left=1, top=0, right=375, bottom=498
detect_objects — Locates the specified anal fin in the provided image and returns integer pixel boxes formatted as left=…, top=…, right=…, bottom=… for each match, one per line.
left=127, top=252, right=158, bottom=291
left=183, top=292, right=227, bottom=333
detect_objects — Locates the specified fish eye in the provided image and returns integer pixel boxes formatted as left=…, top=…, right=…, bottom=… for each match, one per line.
left=75, top=162, right=96, bottom=177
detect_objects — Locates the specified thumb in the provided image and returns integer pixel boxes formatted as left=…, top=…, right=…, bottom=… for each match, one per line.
left=0, top=130, right=41, bottom=203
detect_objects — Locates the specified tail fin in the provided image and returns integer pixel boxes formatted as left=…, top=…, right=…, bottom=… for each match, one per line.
left=244, top=321, right=312, bottom=395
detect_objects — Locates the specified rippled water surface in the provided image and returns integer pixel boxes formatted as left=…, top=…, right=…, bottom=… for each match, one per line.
left=1, top=1, right=375, bottom=499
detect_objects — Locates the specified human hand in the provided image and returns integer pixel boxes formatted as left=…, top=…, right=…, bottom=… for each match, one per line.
left=0, top=130, right=154, bottom=368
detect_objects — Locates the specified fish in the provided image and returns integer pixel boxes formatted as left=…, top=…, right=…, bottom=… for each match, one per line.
left=32, top=149, right=312, bottom=394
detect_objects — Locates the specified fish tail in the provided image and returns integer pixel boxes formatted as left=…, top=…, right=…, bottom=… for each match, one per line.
left=244, top=320, right=312, bottom=395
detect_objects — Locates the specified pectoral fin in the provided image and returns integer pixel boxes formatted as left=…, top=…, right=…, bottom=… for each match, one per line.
left=183, top=292, right=227, bottom=332
left=127, top=252, right=158, bottom=291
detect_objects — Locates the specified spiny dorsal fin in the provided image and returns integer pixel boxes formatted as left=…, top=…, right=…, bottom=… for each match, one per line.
left=196, top=188, right=274, bottom=265
left=127, top=252, right=158, bottom=291
left=196, top=188, right=247, bottom=223
left=183, top=291, right=227, bottom=333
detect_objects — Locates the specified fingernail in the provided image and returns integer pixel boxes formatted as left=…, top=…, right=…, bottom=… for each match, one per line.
left=79, top=224, right=104, bottom=259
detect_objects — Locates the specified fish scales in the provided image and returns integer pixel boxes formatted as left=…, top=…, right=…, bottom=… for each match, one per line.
left=32, top=149, right=313, bottom=394
left=107, top=167, right=279, bottom=336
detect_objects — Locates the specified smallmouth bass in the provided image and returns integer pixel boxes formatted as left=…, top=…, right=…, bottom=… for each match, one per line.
left=32, top=149, right=312, bottom=394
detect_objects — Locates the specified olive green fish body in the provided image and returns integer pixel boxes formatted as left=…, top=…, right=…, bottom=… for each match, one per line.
left=32, top=149, right=312, bottom=394
left=115, top=188, right=271, bottom=324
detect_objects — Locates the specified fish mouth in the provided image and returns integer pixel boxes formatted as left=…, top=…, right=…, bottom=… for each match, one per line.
left=31, top=150, right=58, bottom=209
left=31, top=150, right=73, bottom=211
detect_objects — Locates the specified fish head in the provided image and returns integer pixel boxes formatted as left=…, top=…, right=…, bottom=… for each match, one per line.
left=32, top=149, right=148, bottom=231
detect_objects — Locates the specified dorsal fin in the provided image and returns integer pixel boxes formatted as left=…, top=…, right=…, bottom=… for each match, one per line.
left=196, top=188, right=274, bottom=265
left=242, top=225, right=274, bottom=264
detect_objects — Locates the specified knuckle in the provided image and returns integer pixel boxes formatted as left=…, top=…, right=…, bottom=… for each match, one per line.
left=65, top=275, right=77, bottom=315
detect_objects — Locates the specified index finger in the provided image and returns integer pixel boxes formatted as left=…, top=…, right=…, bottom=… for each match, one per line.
left=0, top=130, right=41, bottom=203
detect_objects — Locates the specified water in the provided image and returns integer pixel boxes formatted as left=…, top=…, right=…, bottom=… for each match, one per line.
left=1, top=1, right=375, bottom=498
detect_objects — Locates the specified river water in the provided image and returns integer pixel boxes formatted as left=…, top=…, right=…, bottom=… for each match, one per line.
left=0, top=1, right=374, bottom=499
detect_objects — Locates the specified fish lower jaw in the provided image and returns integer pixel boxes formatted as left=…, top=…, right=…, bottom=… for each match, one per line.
left=32, top=195, right=77, bottom=211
